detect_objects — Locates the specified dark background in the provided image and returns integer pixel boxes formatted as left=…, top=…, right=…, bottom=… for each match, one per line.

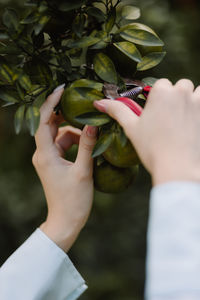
left=0, top=0, right=200, bottom=299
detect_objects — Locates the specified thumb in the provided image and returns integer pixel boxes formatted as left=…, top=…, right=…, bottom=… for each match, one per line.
left=75, top=125, right=98, bottom=172
left=94, top=99, right=139, bottom=141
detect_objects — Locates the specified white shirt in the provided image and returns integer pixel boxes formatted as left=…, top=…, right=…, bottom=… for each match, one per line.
left=1, top=182, right=200, bottom=300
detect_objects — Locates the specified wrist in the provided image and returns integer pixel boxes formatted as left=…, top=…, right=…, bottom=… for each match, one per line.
left=152, top=161, right=200, bottom=186
left=40, top=219, right=81, bottom=252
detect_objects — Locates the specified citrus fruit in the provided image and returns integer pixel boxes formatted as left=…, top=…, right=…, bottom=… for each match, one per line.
left=94, top=161, right=139, bottom=193
left=101, top=125, right=140, bottom=168
left=60, top=86, right=103, bottom=128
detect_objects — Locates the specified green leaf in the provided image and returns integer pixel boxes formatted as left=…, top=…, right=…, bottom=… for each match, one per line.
left=68, top=36, right=100, bottom=48
left=120, top=29, right=164, bottom=46
left=118, top=128, right=127, bottom=147
left=16, top=83, right=25, bottom=100
left=0, top=44, right=21, bottom=55
left=113, top=41, right=142, bottom=63
left=25, top=58, right=53, bottom=85
left=75, top=112, right=111, bottom=126
left=38, top=1, right=48, bottom=13
left=142, top=77, right=159, bottom=86
left=70, top=79, right=103, bottom=91
left=93, top=53, right=118, bottom=84
left=92, top=133, right=114, bottom=158
left=26, top=106, right=40, bottom=136
left=105, top=8, right=116, bottom=33
left=34, top=90, right=47, bottom=108
left=3, top=8, right=19, bottom=31
left=0, top=60, right=18, bottom=83
left=0, top=32, right=9, bottom=40
left=59, top=1, right=84, bottom=12
left=72, top=14, right=86, bottom=38
left=137, top=52, right=166, bottom=71
left=18, top=74, right=32, bottom=91
left=2, top=102, right=16, bottom=107
left=117, top=23, right=158, bottom=36
left=57, top=54, right=72, bottom=73
left=29, top=85, right=47, bottom=96
left=90, top=31, right=110, bottom=49
left=14, top=105, right=25, bottom=134
left=87, top=7, right=105, bottom=22
left=122, top=6, right=141, bottom=20
left=25, top=0, right=38, bottom=7
left=34, top=15, right=51, bottom=35
left=0, top=89, right=19, bottom=103
left=20, top=12, right=39, bottom=24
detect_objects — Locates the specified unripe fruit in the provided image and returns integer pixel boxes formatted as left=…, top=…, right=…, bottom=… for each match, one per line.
left=94, top=161, right=139, bottom=193
left=61, top=87, right=103, bottom=128
left=103, top=133, right=139, bottom=168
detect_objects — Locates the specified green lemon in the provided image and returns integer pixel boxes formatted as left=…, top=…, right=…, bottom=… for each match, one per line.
left=94, top=161, right=139, bottom=193
left=102, top=131, right=139, bottom=168
left=60, top=87, right=103, bottom=128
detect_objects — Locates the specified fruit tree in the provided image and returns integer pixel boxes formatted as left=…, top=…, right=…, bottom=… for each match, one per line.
left=0, top=0, right=166, bottom=193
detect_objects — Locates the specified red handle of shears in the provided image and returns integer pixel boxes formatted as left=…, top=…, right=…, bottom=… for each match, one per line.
left=115, top=97, right=143, bottom=116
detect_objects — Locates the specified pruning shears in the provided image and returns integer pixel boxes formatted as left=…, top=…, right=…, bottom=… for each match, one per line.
left=103, top=81, right=152, bottom=116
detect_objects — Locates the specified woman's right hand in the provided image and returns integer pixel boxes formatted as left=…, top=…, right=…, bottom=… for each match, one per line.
left=94, top=79, right=200, bottom=186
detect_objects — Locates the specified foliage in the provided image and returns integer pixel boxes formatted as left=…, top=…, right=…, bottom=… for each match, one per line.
left=1, top=0, right=200, bottom=299
left=0, top=0, right=165, bottom=136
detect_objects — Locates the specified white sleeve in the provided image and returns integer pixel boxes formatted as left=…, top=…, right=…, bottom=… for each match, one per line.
left=0, top=228, right=87, bottom=300
left=145, top=182, right=200, bottom=300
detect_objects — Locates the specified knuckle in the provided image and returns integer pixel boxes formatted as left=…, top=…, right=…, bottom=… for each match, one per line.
left=81, top=141, right=94, bottom=152
left=32, top=152, right=38, bottom=167
left=32, top=152, right=52, bottom=168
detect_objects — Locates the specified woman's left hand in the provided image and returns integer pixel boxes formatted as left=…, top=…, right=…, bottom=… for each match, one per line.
left=32, top=85, right=97, bottom=252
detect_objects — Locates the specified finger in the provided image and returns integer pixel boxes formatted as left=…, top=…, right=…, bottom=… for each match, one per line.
left=40, top=84, right=65, bottom=124
left=175, top=79, right=194, bottom=93
left=35, top=85, right=65, bottom=150
left=193, top=85, right=200, bottom=98
left=75, top=126, right=98, bottom=172
left=55, top=126, right=81, bottom=154
left=153, top=78, right=173, bottom=89
left=94, top=99, right=139, bottom=140
left=148, top=78, right=173, bottom=101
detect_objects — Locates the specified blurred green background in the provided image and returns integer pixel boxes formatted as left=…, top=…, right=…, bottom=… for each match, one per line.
left=0, top=0, right=200, bottom=299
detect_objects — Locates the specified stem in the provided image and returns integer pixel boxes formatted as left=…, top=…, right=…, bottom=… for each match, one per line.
left=114, top=0, right=121, bottom=8
left=48, top=62, right=60, bottom=68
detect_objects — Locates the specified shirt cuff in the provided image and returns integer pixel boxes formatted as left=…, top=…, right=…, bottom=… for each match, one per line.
left=0, top=228, right=87, bottom=300
left=145, top=181, right=200, bottom=299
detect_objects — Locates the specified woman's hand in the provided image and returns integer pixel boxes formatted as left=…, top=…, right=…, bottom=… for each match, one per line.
left=94, top=79, right=200, bottom=186
left=32, top=85, right=97, bottom=252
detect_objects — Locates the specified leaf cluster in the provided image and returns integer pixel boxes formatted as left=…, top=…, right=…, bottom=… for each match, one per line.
left=0, top=0, right=165, bottom=136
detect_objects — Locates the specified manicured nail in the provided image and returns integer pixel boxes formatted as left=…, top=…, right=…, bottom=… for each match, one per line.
left=86, top=126, right=98, bottom=137
left=53, top=83, right=65, bottom=93
left=93, top=100, right=108, bottom=113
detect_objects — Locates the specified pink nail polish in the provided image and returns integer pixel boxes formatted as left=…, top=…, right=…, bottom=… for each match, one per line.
left=86, top=126, right=98, bottom=137
left=93, top=100, right=107, bottom=113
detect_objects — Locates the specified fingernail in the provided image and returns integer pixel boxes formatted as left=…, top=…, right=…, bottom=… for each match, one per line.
left=53, top=83, right=65, bottom=93
left=86, top=126, right=98, bottom=137
left=93, top=100, right=108, bottom=113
